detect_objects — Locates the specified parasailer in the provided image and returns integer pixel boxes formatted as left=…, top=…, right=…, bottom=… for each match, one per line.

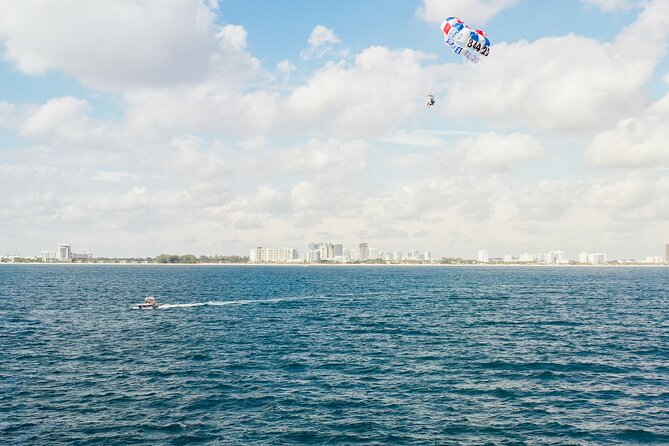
left=441, top=16, right=491, bottom=64
left=426, top=92, right=435, bottom=107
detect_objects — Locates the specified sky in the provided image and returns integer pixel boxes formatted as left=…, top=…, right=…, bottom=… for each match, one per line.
left=1, top=0, right=668, bottom=259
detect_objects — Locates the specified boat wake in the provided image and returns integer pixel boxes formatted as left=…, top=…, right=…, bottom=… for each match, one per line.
left=156, top=296, right=310, bottom=310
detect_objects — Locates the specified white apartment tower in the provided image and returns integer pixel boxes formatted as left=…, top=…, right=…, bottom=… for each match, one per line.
left=319, top=243, right=335, bottom=260
left=58, top=244, right=72, bottom=262
left=587, top=253, right=607, bottom=265
left=305, top=249, right=321, bottom=263
left=41, top=251, right=58, bottom=262
left=519, top=252, right=533, bottom=262
left=249, top=247, right=299, bottom=263
left=478, top=249, right=489, bottom=263
left=359, top=242, right=369, bottom=260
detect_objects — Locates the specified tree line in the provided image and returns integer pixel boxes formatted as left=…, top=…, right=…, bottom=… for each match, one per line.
left=154, top=254, right=249, bottom=264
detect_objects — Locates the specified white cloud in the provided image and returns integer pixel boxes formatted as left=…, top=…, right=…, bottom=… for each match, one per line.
left=123, top=85, right=279, bottom=136
left=583, top=171, right=669, bottom=221
left=363, top=178, right=487, bottom=223
left=587, top=92, right=669, bottom=167
left=216, top=24, right=247, bottom=51
left=4, top=95, right=238, bottom=194
left=301, top=25, right=343, bottom=60
left=416, top=0, right=519, bottom=25
left=248, top=186, right=289, bottom=213
left=93, top=170, right=142, bottom=183
left=613, top=0, right=669, bottom=60
left=278, top=138, right=368, bottom=183
left=0, top=0, right=257, bottom=91
left=290, top=181, right=330, bottom=212
left=444, top=38, right=648, bottom=131
left=358, top=225, right=409, bottom=240
left=441, top=0, right=669, bottom=132
left=167, top=134, right=229, bottom=179
left=454, top=132, right=544, bottom=171
left=286, top=46, right=432, bottom=137
left=119, top=45, right=434, bottom=139
left=2, top=1, right=668, bottom=260
left=511, top=180, right=579, bottom=221
left=19, top=96, right=103, bottom=144
left=0, top=101, right=15, bottom=127
left=89, top=186, right=149, bottom=212
left=233, top=215, right=264, bottom=230
left=277, top=60, right=296, bottom=76
left=580, top=0, right=638, bottom=11
left=308, top=25, right=340, bottom=48
left=377, top=130, right=447, bottom=148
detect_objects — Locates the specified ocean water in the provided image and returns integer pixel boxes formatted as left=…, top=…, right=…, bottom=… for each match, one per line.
left=1, top=265, right=668, bottom=445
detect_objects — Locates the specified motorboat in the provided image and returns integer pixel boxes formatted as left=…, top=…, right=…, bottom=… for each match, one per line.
left=137, top=296, right=160, bottom=310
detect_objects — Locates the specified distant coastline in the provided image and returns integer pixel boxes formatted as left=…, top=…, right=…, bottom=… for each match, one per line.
left=2, top=262, right=667, bottom=268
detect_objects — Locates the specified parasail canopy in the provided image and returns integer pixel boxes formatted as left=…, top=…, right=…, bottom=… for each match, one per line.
left=441, top=17, right=491, bottom=64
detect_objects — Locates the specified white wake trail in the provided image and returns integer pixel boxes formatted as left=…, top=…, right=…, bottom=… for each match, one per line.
left=157, top=296, right=308, bottom=310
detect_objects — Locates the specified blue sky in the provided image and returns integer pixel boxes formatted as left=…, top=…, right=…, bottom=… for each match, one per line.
left=0, top=0, right=668, bottom=259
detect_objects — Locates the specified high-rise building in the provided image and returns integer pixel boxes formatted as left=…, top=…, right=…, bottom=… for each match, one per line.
left=58, top=244, right=72, bottom=262
left=477, top=249, right=489, bottom=263
left=556, top=251, right=569, bottom=264
left=547, top=250, right=568, bottom=265
left=306, top=249, right=321, bottom=263
left=333, top=244, right=343, bottom=257
left=359, top=242, right=369, bottom=260
left=666, top=243, right=669, bottom=262
left=587, top=253, right=607, bottom=265
left=319, top=243, right=335, bottom=260
left=519, top=252, right=533, bottom=262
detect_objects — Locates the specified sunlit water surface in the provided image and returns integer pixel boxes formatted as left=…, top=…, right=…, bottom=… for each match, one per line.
left=1, top=265, right=668, bottom=444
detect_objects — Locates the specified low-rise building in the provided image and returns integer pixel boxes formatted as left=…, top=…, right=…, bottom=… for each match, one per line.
left=250, top=247, right=299, bottom=263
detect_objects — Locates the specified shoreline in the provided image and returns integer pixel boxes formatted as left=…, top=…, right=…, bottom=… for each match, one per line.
left=1, top=262, right=667, bottom=268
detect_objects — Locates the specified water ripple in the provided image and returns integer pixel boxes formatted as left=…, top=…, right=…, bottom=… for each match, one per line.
left=1, top=265, right=668, bottom=444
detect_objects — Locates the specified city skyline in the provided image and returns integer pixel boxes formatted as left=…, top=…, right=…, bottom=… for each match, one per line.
left=1, top=1, right=669, bottom=258
left=3, top=238, right=669, bottom=263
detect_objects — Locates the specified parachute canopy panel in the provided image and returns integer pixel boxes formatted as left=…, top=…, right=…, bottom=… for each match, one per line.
left=441, top=17, right=491, bottom=64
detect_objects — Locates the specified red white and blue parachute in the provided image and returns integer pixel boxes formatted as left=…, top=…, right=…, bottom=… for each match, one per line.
left=441, top=17, right=490, bottom=64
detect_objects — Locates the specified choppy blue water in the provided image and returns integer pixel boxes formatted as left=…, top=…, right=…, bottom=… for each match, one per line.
left=1, top=265, right=668, bottom=445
